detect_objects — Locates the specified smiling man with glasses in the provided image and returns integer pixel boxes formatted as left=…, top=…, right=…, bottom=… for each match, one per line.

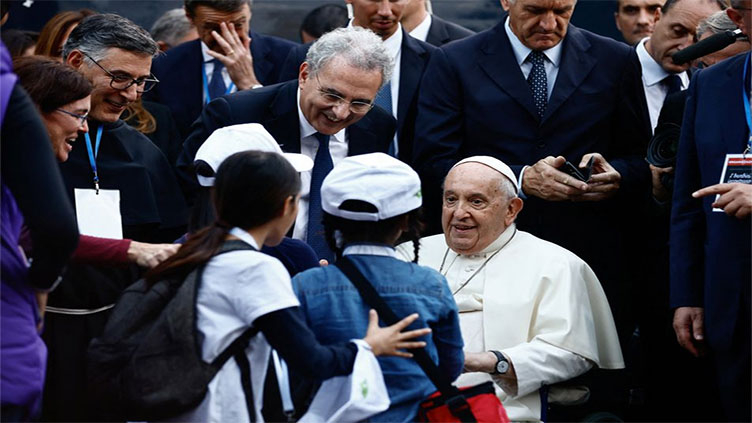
left=45, top=13, right=188, bottom=422
left=180, top=27, right=396, bottom=262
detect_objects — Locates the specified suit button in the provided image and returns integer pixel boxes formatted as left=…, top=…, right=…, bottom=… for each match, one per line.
left=537, top=142, right=546, bottom=149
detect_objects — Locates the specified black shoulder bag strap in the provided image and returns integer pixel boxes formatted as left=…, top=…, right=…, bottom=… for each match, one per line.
left=336, top=256, right=477, bottom=423
left=204, top=239, right=261, bottom=422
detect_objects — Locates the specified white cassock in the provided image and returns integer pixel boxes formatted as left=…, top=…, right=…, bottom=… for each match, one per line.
left=397, top=224, right=623, bottom=422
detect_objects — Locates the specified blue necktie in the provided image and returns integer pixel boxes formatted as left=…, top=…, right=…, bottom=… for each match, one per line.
left=527, top=51, right=548, bottom=119
left=373, top=81, right=398, bottom=157
left=307, top=133, right=334, bottom=262
left=208, top=59, right=227, bottom=100
left=662, top=74, right=682, bottom=96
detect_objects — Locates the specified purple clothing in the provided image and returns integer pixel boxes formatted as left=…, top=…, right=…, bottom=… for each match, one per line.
left=0, top=43, right=17, bottom=124
left=1, top=183, right=46, bottom=416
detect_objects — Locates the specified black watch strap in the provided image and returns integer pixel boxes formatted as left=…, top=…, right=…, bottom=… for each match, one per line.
left=490, top=350, right=509, bottom=375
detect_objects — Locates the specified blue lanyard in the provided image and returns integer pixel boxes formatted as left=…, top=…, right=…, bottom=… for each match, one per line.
left=202, top=63, right=235, bottom=104
left=84, top=125, right=103, bottom=193
left=743, top=52, right=751, bottom=154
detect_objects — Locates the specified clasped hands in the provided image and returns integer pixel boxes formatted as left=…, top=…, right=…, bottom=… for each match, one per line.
left=522, top=153, right=621, bottom=202
left=206, top=21, right=260, bottom=91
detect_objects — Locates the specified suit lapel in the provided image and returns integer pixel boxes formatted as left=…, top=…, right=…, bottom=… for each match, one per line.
left=347, top=114, right=387, bottom=155
left=478, top=22, right=539, bottom=121
left=397, top=30, right=427, bottom=133
left=543, top=26, right=596, bottom=123
left=426, top=18, right=449, bottom=46
left=263, top=81, right=302, bottom=153
left=250, top=31, right=273, bottom=85
left=185, top=41, right=205, bottom=126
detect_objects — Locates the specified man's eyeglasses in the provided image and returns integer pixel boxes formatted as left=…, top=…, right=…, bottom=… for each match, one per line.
left=316, top=76, right=374, bottom=115
left=82, top=52, right=159, bottom=93
left=56, top=108, right=89, bottom=127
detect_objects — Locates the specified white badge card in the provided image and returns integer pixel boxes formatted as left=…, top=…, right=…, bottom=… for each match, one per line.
left=74, top=188, right=123, bottom=239
left=713, top=154, right=752, bottom=212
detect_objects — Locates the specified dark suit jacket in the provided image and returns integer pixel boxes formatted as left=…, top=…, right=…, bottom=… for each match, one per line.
left=277, top=29, right=435, bottom=165
left=413, top=20, right=651, bottom=337
left=669, top=52, right=751, bottom=351
left=146, top=32, right=297, bottom=139
left=425, top=15, right=474, bottom=47
left=177, top=79, right=396, bottom=199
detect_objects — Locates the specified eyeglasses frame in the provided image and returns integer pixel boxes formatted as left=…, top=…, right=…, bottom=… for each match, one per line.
left=315, top=75, right=375, bottom=115
left=81, top=51, right=159, bottom=93
left=55, top=108, right=89, bottom=127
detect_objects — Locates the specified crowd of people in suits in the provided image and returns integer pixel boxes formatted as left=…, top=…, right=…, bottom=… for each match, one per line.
left=0, top=0, right=750, bottom=422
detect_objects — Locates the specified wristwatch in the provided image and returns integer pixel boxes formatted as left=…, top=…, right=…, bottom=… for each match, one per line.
left=490, top=350, right=510, bottom=375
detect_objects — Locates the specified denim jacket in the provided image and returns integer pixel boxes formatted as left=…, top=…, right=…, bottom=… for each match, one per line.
left=292, top=244, right=464, bottom=422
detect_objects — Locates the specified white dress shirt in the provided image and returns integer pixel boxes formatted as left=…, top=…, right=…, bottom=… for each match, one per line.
left=201, top=41, right=238, bottom=103
left=409, top=13, right=432, bottom=43
left=636, top=38, right=690, bottom=133
left=292, top=89, right=348, bottom=241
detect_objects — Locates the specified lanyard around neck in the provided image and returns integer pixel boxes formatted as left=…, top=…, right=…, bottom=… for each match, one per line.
left=202, top=62, right=236, bottom=104
left=742, top=52, right=751, bottom=155
left=84, top=125, right=104, bottom=193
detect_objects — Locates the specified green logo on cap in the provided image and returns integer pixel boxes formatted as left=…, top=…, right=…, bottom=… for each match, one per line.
left=415, top=190, right=422, bottom=199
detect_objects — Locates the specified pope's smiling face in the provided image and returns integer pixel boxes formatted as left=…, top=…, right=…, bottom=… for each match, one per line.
left=442, top=163, right=522, bottom=255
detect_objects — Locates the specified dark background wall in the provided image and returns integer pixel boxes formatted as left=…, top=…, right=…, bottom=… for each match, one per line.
left=4, top=0, right=624, bottom=44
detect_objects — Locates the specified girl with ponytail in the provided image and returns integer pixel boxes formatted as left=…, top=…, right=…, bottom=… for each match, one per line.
left=148, top=150, right=430, bottom=423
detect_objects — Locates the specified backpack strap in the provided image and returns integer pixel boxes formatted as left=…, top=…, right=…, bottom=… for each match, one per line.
left=336, top=256, right=477, bottom=423
left=202, top=239, right=261, bottom=422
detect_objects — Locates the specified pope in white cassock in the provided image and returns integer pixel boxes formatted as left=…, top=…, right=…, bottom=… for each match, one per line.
left=397, top=156, right=624, bottom=422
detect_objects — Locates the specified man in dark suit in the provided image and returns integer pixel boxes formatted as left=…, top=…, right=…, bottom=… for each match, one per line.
left=401, top=0, right=475, bottom=46
left=146, top=0, right=297, bottom=139
left=278, top=0, right=435, bottom=166
left=670, top=4, right=751, bottom=421
left=179, top=27, right=396, bottom=261
left=414, top=0, right=650, bottom=350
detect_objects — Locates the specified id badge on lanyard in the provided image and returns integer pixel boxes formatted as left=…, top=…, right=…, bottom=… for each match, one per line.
left=74, top=125, right=123, bottom=238
left=714, top=54, right=752, bottom=212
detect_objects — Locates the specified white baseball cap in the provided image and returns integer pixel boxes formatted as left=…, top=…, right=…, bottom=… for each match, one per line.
left=194, top=123, right=313, bottom=187
left=321, top=153, right=422, bottom=222
left=452, top=155, right=519, bottom=194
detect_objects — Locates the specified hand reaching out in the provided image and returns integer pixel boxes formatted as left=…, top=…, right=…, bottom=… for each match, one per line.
left=206, top=22, right=260, bottom=90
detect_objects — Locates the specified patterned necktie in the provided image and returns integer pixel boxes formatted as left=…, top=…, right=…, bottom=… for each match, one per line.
left=661, top=74, right=682, bottom=96
left=307, top=133, right=334, bottom=262
left=526, top=50, right=548, bottom=119
left=208, top=59, right=227, bottom=100
left=373, top=81, right=398, bottom=157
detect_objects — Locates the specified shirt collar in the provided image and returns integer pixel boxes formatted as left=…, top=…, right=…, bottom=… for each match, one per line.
left=504, top=16, right=563, bottom=68
left=637, top=37, right=671, bottom=86
left=409, top=14, right=432, bottom=42
left=200, top=41, right=214, bottom=63
left=229, top=227, right=260, bottom=249
left=343, top=243, right=399, bottom=258
left=296, top=88, right=347, bottom=143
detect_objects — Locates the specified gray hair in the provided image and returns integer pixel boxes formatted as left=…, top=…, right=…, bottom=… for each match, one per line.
left=697, top=9, right=749, bottom=39
left=63, top=13, right=158, bottom=62
left=151, top=9, right=194, bottom=48
left=498, top=176, right=517, bottom=201
left=305, top=27, right=394, bottom=89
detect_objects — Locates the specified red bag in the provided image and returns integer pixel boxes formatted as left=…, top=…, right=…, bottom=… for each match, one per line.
left=418, top=381, right=509, bottom=423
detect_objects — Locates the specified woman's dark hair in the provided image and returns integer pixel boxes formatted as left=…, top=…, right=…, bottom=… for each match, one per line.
left=35, top=9, right=97, bottom=58
left=13, top=56, right=92, bottom=113
left=323, top=200, right=424, bottom=263
left=146, top=151, right=300, bottom=283
left=1, top=29, right=38, bottom=58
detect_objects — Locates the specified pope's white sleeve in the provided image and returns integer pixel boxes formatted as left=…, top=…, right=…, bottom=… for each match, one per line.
left=498, top=340, right=593, bottom=398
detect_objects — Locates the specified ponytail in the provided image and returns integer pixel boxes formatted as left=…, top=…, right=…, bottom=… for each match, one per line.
left=145, top=221, right=229, bottom=284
